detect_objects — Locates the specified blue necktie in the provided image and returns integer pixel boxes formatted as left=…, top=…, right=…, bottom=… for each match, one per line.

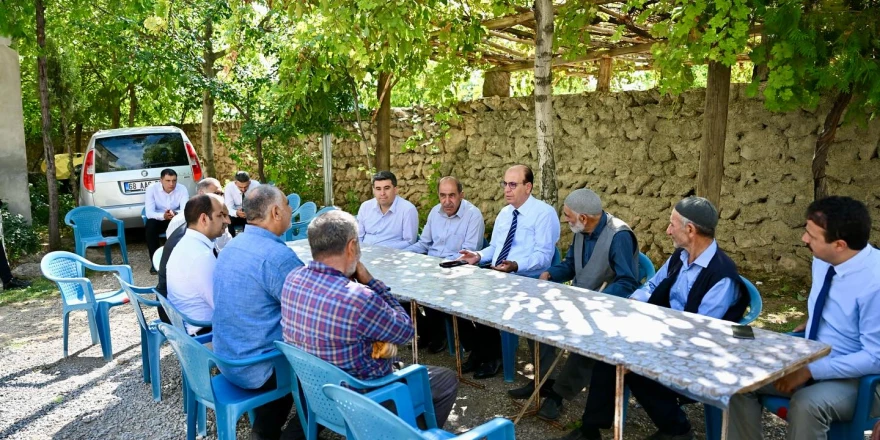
left=807, top=266, right=836, bottom=340
left=495, top=210, right=519, bottom=266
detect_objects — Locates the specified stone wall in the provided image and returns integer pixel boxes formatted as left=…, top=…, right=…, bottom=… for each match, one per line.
left=322, top=86, right=880, bottom=277
left=30, top=85, right=880, bottom=277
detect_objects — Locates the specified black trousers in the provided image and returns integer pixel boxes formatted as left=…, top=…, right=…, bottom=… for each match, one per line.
left=228, top=216, right=247, bottom=237
left=457, top=321, right=501, bottom=363
left=580, top=360, right=692, bottom=436
left=251, top=373, right=307, bottom=440
left=145, top=218, right=170, bottom=267
left=0, top=240, right=12, bottom=284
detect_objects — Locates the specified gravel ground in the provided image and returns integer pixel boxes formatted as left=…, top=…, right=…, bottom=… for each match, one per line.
left=0, top=241, right=795, bottom=440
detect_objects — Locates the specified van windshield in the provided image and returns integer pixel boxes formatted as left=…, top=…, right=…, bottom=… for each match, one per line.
left=93, top=133, right=188, bottom=172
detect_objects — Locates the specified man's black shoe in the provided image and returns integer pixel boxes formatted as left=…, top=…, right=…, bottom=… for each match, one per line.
left=508, top=379, right=557, bottom=399
left=538, top=396, right=563, bottom=420
left=551, top=428, right=601, bottom=440
left=2, top=277, right=31, bottom=290
left=427, top=338, right=448, bottom=354
left=473, top=358, right=502, bottom=379
left=507, top=382, right=535, bottom=399
left=460, top=353, right=479, bottom=373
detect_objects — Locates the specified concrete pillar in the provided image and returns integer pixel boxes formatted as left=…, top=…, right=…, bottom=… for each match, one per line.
left=0, top=37, right=32, bottom=223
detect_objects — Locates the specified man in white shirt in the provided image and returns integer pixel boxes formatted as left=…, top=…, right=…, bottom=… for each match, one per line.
left=165, top=178, right=232, bottom=250
left=166, top=194, right=230, bottom=335
left=458, top=164, right=561, bottom=379
left=356, top=170, right=419, bottom=249
left=405, top=176, right=485, bottom=353
left=144, top=168, right=189, bottom=274
left=224, top=171, right=260, bottom=237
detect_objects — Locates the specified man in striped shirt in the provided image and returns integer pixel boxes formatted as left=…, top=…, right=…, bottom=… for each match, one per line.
left=280, top=210, right=459, bottom=427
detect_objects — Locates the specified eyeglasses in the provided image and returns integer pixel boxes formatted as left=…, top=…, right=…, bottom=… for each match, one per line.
left=214, top=191, right=224, bottom=196
left=500, top=181, right=526, bottom=189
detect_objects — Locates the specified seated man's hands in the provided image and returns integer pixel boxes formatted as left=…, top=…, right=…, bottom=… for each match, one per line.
left=352, top=261, right=374, bottom=285
left=774, top=366, right=812, bottom=394
left=371, top=341, right=398, bottom=359
left=792, top=322, right=807, bottom=333
left=163, top=209, right=174, bottom=221
left=539, top=272, right=551, bottom=280
left=458, top=249, right=480, bottom=265
left=236, top=209, right=246, bottom=218
left=492, top=260, right=518, bottom=273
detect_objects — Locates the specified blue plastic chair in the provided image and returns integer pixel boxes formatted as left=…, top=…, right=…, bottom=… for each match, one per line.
left=40, top=251, right=131, bottom=361
left=747, top=330, right=880, bottom=440
left=638, top=252, right=655, bottom=285
left=158, top=323, right=290, bottom=440
left=324, top=383, right=516, bottom=440
left=156, top=293, right=213, bottom=433
left=273, top=340, right=438, bottom=439
left=285, top=201, right=318, bottom=241
left=141, top=206, right=166, bottom=239
left=287, top=193, right=302, bottom=213
left=738, top=276, right=763, bottom=325
left=65, top=206, right=129, bottom=265
left=117, top=276, right=166, bottom=401
left=314, top=205, right=338, bottom=217
left=499, top=247, right=562, bottom=382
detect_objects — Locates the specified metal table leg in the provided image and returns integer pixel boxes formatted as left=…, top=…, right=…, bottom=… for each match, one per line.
left=613, top=364, right=627, bottom=440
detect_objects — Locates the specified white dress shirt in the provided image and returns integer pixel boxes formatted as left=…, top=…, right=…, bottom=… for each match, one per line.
left=224, top=180, right=261, bottom=217
left=166, top=214, right=231, bottom=250
left=145, top=182, right=189, bottom=221
left=167, top=229, right=217, bottom=334
left=805, top=246, right=880, bottom=380
left=357, top=195, right=419, bottom=250
left=405, top=199, right=485, bottom=259
left=478, top=195, right=560, bottom=277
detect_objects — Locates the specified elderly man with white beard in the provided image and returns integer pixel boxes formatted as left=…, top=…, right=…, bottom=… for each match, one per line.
left=508, top=188, right=641, bottom=420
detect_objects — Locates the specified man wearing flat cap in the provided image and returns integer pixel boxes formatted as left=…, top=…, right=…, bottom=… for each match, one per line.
left=508, top=188, right=641, bottom=420
left=555, top=196, right=749, bottom=440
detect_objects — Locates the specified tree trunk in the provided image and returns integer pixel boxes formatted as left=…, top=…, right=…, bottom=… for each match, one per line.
left=534, top=0, right=558, bottom=207
left=75, top=122, right=82, bottom=152
left=36, top=0, right=60, bottom=250
left=482, top=71, right=511, bottom=97
left=812, top=91, right=852, bottom=201
left=111, top=95, right=121, bottom=128
left=73, top=122, right=82, bottom=202
left=255, top=135, right=266, bottom=183
left=375, top=72, right=392, bottom=172
left=697, top=61, right=731, bottom=208
left=201, top=19, right=217, bottom=178
left=128, top=82, right=137, bottom=126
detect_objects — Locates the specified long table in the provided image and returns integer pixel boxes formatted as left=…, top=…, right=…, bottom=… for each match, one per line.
left=286, top=241, right=830, bottom=438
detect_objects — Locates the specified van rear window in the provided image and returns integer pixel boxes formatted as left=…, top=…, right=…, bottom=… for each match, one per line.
left=93, top=133, right=188, bottom=172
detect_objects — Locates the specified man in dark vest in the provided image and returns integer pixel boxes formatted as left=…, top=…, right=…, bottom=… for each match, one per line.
left=507, top=188, right=641, bottom=420
left=554, top=196, right=748, bottom=440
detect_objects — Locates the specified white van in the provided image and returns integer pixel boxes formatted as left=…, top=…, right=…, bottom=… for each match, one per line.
left=78, top=126, right=202, bottom=228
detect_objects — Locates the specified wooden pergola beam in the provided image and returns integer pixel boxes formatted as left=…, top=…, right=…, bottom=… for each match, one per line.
left=492, top=42, right=655, bottom=72
left=488, top=30, right=535, bottom=46
left=483, top=11, right=536, bottom=30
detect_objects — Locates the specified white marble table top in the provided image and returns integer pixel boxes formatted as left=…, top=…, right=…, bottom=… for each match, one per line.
left=286, top=241, right=830, bottom=409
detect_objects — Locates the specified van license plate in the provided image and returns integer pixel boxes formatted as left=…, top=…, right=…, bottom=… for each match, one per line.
left=123, top=180, right=158, bottom=194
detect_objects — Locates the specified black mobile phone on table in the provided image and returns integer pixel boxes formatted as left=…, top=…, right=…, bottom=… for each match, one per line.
left=439, top=260, right=468, bottom=268
left=732, top=324, right=755, bottom=339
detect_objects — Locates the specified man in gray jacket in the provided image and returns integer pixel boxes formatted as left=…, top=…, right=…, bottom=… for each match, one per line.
left=508, top=188, right=640, bottom=420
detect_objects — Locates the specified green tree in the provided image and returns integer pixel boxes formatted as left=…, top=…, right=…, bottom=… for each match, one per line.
left=750, top=0, right=880, bottom=200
